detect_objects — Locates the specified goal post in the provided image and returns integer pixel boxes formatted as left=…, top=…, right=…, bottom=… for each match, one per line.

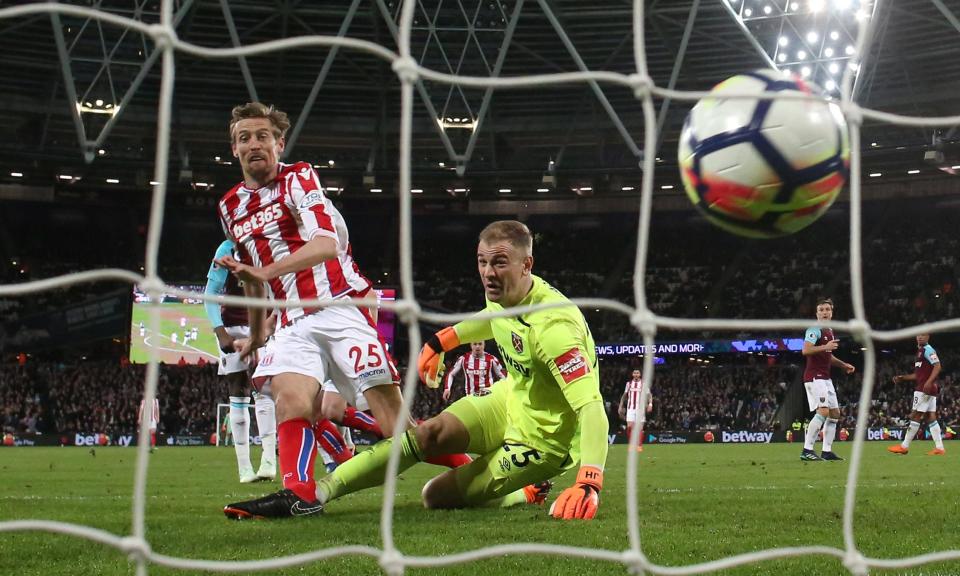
left=213, top=401, right=258, bottom=446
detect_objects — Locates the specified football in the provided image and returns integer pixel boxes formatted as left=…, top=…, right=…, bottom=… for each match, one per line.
left=678, top=69, right=849, bottom=238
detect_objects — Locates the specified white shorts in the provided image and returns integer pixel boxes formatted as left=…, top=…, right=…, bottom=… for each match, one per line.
left=912, top=391, right=937, bottom=413
left=804, top=378, right=838, bottom=411
left=626, top=408, right=638, bottom=423
left=253, top=306, right=398, bottom=408
left=218, top=325, right=251, bottom=375
left=322, top=380, right=370, bottom=411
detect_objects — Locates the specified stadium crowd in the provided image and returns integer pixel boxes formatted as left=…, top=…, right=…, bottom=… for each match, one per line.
left=2, top=351, right=955, bottom=439
left=1, top=200, right=959, bottom=440
left=5, top=201, right=960, bottom=333
left=0, top=361, right=221, bottom=438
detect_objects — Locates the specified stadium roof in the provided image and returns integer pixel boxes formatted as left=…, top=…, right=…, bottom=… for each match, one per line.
left=0, top=0, right=959, bottom=200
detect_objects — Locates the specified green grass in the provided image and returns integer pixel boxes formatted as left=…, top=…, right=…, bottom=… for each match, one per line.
left=0, top=444, right=956, bottom=575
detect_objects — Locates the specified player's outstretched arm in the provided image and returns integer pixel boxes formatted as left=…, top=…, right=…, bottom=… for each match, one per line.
left=261, top=236, right=338, bottom=280
left=215, top=237, right=338, bottom=283
left=551, top=400, right=608, bottom=520
left=535, top=318, right=608, bottom=520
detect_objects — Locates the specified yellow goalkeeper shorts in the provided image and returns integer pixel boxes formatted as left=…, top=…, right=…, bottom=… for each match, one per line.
left=444, top=376, right=568, bottom=505
left=445, top=377, right=511, bottom=454
left=453, top=441, right=568, bottom=506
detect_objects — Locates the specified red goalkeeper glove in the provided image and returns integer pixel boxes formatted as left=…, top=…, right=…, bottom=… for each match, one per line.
left=417, top=327, right=460, bottom=388
left=550, top=466, right=602, bottom=520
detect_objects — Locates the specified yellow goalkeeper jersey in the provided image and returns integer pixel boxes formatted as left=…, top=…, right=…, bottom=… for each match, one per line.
left=455, top=275, right=602, bottom=457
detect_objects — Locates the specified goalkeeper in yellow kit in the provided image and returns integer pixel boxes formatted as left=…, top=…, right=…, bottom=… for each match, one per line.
left=314, top=220, right=609, bottom=520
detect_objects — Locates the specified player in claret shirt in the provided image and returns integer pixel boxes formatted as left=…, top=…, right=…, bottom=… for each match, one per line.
left=800, top=298, right=855, bottom=462
left=205, top=239, right=277, bottom=483
left=888, top=333, right=946, bottom=456
left=313, top=220, right=609, bottom=520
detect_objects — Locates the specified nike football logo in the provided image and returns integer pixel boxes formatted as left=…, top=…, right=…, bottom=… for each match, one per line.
left=290, top=500, right=323, bottom=516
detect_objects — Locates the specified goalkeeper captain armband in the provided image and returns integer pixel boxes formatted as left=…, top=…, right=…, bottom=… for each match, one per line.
left=417, top=326, right=461, bottom=388
left=550, top=466, right=603, bottom=520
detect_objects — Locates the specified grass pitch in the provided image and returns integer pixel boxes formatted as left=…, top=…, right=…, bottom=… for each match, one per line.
left=0, top=443, right=955, bottom=576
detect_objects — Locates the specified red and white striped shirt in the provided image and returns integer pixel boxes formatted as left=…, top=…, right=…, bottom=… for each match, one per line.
left=444, top=352, right=505, bottom=396
left=623, top=377, right=644, bottom=412
left=218, top=162, right=371, bottom=328
left=138, top=398, right=160, bottom=427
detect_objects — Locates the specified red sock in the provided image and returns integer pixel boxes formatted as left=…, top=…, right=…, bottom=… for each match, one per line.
left=342, top=406, right=383, bottom=438
left=150, top=431, right=156, bottom=447
left=637, top=425, right=644, bottom=447
left=425, top=453, right=472, bottom=468
left=278, top=418, right=318, bottom=501
left=314, top=419, right=353, bottom=465
left=626, top=425, right=633, bottom=444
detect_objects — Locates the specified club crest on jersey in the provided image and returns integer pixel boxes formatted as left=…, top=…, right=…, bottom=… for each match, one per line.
left=555, top=347, right=589, bottom=384
left=511, top=332, right=523, bottom=354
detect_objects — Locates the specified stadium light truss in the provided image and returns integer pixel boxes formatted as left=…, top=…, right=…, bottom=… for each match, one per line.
left=725, top=0, right=876, bottom=96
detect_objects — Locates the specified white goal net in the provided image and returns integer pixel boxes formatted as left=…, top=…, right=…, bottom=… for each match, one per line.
left=1, top=1, right=959, bottom=575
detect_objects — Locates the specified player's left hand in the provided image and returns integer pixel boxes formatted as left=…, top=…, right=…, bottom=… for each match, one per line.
left=417, top=327, right=459, bottom=387
left=843, top=363, right=855, bottom=375
left=550, top=466, right=602, bottom=520
left=646, top=403, right=653, bottom=414
left=216, top=255, right=271, bottom=283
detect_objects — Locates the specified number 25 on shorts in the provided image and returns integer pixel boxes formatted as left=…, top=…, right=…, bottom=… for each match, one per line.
left=348, top=344, right=383, bottom=373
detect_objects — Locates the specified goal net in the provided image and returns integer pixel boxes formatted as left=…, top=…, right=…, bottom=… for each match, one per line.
left=1, top=1, right=959, bottom=575
left=214, top=402, right=262, bottom=447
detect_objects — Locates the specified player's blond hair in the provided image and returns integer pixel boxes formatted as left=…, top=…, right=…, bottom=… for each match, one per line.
left=229, top=102, right=290, bottom=143
left=478, top=220, right=533, bottom=256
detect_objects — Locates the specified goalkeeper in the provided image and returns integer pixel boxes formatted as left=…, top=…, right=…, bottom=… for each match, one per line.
left=315, top=220, right=608, bottom=520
